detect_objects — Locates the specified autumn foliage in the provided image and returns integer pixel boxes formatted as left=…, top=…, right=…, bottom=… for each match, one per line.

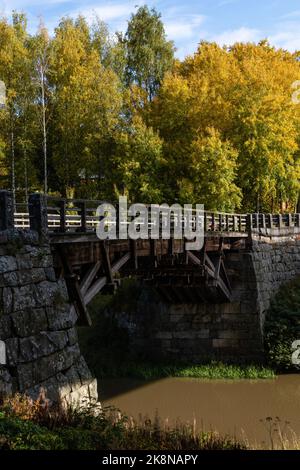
left=0, top=7, right=300, bottom=212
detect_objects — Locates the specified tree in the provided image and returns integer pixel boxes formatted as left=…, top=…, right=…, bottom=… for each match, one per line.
left=229, top=42, right=300, bottom=211
left=49, top=17, right=122, bottom=197
left=189, top=128, right=241, bottom=211
left=30, top=21, right=51, bottom=194
left=0, top=9, right=300, bottom=212
left=125, top=6, right=175, bottom=102
left=0, top=14, right=31, bottom=204
left=151, top=41, right=300, bottom=211
left=112, top=114, right=164, bottom=202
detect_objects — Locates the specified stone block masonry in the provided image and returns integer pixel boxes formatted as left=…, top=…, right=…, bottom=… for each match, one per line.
left=250, top=234, right=300, bottom=332
left=114, top=232, right=300, bottom=363
left=0, top=228, right=97, bottom=405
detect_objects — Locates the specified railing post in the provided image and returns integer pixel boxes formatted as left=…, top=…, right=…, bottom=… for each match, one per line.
left=28, top=193, right=48, bottom=237
left=78, top=201, right=87, bottom=232
left=232, top=215, right=237, bottom=232
left=246, top=214, right=253, bottom=236
left=59, top=199, right=66, bottom=233
left=252, top=213, right=257, bottom=231
left=211, top=213, right=215, bottom=231
left=225, top=214, right=229, bottom=231
left=268, top=214, right=273, bottom=229
left=0, top=190, right=14, bottom=231
left=261, top=214, right=266, bottom=231
left=219, top=213, right=222, bottom=232
left=238, top=215, right=242, bottom=232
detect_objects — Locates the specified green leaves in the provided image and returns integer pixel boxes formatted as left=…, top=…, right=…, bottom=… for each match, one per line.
left=190, top=128, right=241, bottom=211
left=150, top=41, right=300, bottom=211
left=125, top=6, right=175, bottom=102
left=0, top=11, right=300, bottom=210
left=265, top=278, right=300, bottom=370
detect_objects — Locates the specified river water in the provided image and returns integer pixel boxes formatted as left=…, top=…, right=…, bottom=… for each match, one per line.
left=101, top=374, right=300, bottom=447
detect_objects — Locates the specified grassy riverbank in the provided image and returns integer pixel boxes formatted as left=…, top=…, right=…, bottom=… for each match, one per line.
left=1, top=394, right=299, bottom=450
left=94, top=361, right=275, bottom=380
left=0, top=394, right=245, bottom=450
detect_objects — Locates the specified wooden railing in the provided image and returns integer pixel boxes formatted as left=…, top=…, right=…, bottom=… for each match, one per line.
left=13, top=196, right=250, bottom=235
left=1, top=191, right=300, bottom=237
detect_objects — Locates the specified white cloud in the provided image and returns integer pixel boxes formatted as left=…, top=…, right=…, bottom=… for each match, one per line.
left=267, top=20, right=300, bottom=52
left=211, top=26, right=261, bottom=46
left=65, top=1, right=147, bottom=32
left=164, top=14, right=205, bottom=40
left=280, top=10, right=300, bottom=20
left=75, top=3, right=135, bottom=22
left=0, top=0, right=73, bottom=9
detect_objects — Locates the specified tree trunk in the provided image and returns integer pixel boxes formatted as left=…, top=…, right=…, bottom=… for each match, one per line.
left=41, top=67, right=47, bottom=194
left=10, top=113, right=16, bottom=210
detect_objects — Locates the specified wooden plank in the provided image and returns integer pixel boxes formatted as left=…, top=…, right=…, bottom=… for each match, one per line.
left=214, top=256, right=221, bottom=280
left=211, top=213, right=215, bottom=231
left=84, top=253, right=131, bottom=305
left=215, top=276, right=232, bottom=302
left=220, top=259, right=231, bottom=293
left=187, top=251, right=201, bottom=265
left=57, top=245, right=92, bottom=326
left=150, top=239, right=158, bottom=267
left=78, top=201, right=87, bottom=232
left=80, top=261, right=101, bottom=295
left=100, top=241, right=114, bottom=284
left=84, top=276, right=107, bottom=305
left=111, top=252, right=131, bottom=274
left=204, top=252, right=216, bottom=273
left=59, top=199, right=66, bottom=233
left=188, top=250, right=221, bottom=281
left=219, top=213, right=223, bottom=232
left=168, top=237, right=175, bottom=256
left=130, top=239, right=138, bottom=269
left=225, top=214, right=229, bottom=231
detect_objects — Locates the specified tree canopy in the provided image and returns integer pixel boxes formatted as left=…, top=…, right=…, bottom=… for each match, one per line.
left=0, top=7, right=300, bottom=212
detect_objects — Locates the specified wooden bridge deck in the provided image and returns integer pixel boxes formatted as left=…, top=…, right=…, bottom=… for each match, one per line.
left=1, top=191, right=300, bottom=326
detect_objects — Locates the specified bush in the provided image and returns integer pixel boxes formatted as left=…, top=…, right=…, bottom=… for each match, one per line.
left=0, top=412, right=64, bottom=450
left=0, top=393, right=246, bottom=450
left=264, top=278, right=300, bottom=371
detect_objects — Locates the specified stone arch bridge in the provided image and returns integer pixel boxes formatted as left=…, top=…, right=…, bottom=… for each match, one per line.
left=0, top=190, right=299, bottom=404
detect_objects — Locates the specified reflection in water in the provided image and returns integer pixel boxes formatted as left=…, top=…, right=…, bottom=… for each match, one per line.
left=101, top=374, right=300, bottom=446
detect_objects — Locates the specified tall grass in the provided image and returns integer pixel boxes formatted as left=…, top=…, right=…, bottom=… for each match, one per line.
left=0, top=393, right=246, bottom=450
left=1, top=393, right=299, bottom=450
left=96, top=361, right=275, bottom=380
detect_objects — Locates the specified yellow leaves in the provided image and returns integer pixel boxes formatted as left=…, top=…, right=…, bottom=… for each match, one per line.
left=188, top=128, right=241, bottom=211
left=149, top=40, right=300, bottom=211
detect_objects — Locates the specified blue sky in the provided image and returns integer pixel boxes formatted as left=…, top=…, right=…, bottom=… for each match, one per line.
left=1, top=0, right=300, bottom=59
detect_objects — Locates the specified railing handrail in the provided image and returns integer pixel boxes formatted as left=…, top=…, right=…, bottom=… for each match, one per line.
left=1, top=190, right=300, bottom=236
